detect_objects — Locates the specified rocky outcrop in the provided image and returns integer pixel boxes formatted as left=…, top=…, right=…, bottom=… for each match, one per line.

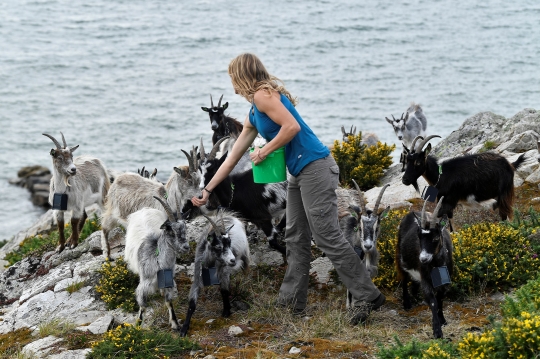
left=9, top=165, right=52, bottom=208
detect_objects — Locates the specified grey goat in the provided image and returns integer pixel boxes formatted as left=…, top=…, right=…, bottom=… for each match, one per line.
left=339, top=180, right=390, bottom=307
left=125, top=195, right=190, bottom=332
left=385, top=102, right=428, bottom=151
left=340, top=125, right=379, bottom=147
left=43, top=132, right=110, bottom=253
left=180, top=211, right=250, bottom=337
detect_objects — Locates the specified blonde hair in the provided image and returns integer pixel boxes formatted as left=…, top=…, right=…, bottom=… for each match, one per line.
left=228, top=53, right=298, bottom=106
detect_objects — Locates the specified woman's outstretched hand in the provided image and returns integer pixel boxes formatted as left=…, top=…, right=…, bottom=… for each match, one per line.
left=250, top=148, right=266, bottom=166
left=191, top=190, right=209, bottom=207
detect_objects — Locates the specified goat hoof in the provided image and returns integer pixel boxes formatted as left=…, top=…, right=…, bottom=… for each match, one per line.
left=56, top=245, right=65, bottom=253
left=222, top=310, right=231, bottom=318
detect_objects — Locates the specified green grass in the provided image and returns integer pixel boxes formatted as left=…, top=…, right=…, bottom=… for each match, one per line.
left=66, top=280, right=87, bottom=294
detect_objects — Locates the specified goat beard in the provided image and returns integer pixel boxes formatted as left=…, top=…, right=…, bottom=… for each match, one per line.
left=412, top=180, right=419, bottom=194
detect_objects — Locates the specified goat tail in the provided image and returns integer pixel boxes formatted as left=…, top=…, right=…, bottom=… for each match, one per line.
left=511, top=153, right=526, bottom=171
left=498, top=185, right=515, bottom=221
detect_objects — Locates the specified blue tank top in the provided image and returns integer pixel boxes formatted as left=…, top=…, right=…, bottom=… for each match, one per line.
left=249, top=93, right=330, bottom=176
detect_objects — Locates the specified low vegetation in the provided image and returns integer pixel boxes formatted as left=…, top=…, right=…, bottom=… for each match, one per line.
left=332, top=132, right=395, bottom=190
left=95, top=256, right=139, bottom=312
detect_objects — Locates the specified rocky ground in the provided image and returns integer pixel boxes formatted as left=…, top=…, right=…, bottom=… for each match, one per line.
left=0, top=108, right=539, bottom=358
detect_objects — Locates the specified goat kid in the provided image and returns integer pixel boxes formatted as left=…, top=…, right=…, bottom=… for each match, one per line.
left=43, top=132, right=110, bottom=253
left=339, top=180, right=390, bottom=308
left=340, top=126, right=379, bottom=147
left=126, top=195, right=190, bottom=331
left=180, top=212, right=250, bottom=337
left=385, top=103, right=427, bottom=151
left=402, top=135, right=526, bottom=225
left=201, top=94, right=243, bottom=146
left=397, top=198, right=453, bottom=339
left=198, top=139, right=287, bottom=254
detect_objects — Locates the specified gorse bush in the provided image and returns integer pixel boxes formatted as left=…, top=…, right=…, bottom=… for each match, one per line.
left=332, top=133, right=395, bottom=190
left=377, top=336, right=458, bottom=359
left=95, top=256, right=139, bottom=312
left=4, top=213, right=102, bottom=267
left=88, top=323, right=198, bottom=359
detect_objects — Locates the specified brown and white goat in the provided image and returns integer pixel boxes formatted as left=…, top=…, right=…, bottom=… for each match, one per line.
left=43, top=132, right=110, bottom=253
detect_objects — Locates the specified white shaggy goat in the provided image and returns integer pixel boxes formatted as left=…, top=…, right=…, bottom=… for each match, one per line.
left=43, top=132, right=110, bottom=253
left=385, top=102, right=428, bottom=152
left=125, top=195, right=190, bottom=331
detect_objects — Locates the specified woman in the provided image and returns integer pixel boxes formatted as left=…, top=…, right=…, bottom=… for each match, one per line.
left=191, top=53, right=385, bottom=324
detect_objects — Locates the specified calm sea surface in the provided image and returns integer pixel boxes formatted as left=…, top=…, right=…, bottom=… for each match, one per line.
left=1, top=0, right=539, bottom=240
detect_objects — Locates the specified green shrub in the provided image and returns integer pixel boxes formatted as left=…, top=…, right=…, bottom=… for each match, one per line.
left=66, top=280, right=86, bottom=294
left=377, top=336, right=458, bottom=359
left=88, top=323, right=198, bottom=359
left=95, top=256, right=139, bottom=312
left=4, top=213, right=102, bottom=267
left=331, top=133, right=395, bottom=190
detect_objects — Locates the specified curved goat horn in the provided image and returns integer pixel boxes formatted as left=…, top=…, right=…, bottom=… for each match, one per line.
left=373, top=184, right=390, bottom=215
left=192, top=145, right=199, bottom=169
left=60, top=132, right=67, bottom=148
left=217, top=94, right=223, bottom=108
left=199, top=137, right=206, bottom=160
left=42, top=133, right=62, bottom=149
left=410, top=136, right=424, bottom=152
left=418, top=135, right=442, bottom=153
left=181, top=149, right=195, bottom=173
left=203, top=215, right=222, bottom=234
left=208, top=136, right=230, bottom=161
left=153, top=196, right=177, bottom=222
left=392, top=114, right=396, bottom=121
left=420, top=199, right=428, bottom=229
left=210, top=94, right=214, bottom=108
left=430, top=196, right=445, bottom=229
left=351, top=179, right=367, bottom=216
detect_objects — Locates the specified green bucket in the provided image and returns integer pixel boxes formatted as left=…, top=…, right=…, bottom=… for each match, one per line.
left=251, top=147, right=287, bottom=183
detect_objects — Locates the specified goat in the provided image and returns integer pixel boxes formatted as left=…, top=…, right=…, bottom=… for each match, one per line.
left=340, top=126, right=379, bottom=147
left=43, top=132, right=110, bottom=253
left=198, top=138, right=287, bottom=254
left=385, top=103, right=427, bottom=151
left=396, top=197, right=453, bottom=339
left=137, top=166, right=158, bottom=181
left=402, top=135, right=526, bottom=226
left=201, top=94, right=243, bottom=146
left=125, top=195, right=189, bottom=331
left=537, top=140, right=540, bottom=163
left=339, top=180, right=390, bottom=308
left=180, top=211, right=250, bottom=337
left=101, top=149, right=204, bottom=258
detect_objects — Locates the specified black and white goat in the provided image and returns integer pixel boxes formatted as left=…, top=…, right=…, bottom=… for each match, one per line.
left=339, top=181, right=390, bottom=308
left=180, top=212, right=250, bottom=337
left=385, top=103, right=427, bottom=151
left=396, top=198, right=453, bottom=339
left=402, top=135, right=526, bottom=226
left=43, top=132, right=110, bottom=253
left=198, top=139, right=287, bottom=254
left=201, top=94, right=243, bottom=146
left=126, top=195, right=190, bottom=332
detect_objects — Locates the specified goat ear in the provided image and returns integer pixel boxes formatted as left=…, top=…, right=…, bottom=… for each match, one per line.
left=174, top=166, right=189, bottom=179
left=225, top=224, right=234, bottom=234
left=348, top=204, right=360, bottom=217
left=222, top=102, right=229, bottom=110
left=379, top=205, right=390, bottom=219
left=50, top=149, right=56, bottom=156
left=160, top=220, right=172, bottom=231
left=201, top=107, right=210, bottom=112
left=70, top=145, right=79, bottom=153
left=424, top=143, right=432, bottom=158
left=385, top=117, right=393, bottom=125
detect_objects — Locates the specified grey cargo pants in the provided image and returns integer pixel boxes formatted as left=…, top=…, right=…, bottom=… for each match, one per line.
left=278, top=155, right=381, bottom=310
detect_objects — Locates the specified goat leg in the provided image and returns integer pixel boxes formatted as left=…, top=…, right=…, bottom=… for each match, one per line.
left=77, top=210, right=88, bottom=235
left=425, top=290, right=443, bottom=338
left=180, top=298, right=197, bottom=337
left=261, top=222, right=286, bottom=255
left=135, top=283, right=149, bottom=326
left=164, top=288, right=181, bottom=330
left=436, top=291, right=447, bottom=326
left=401, top=278, right=413, bottom=310
left=56, top=211, right=66, bottom=253
left=68, top=217, right=81, bottom=249
left=220, top=288, right=232, bottom=317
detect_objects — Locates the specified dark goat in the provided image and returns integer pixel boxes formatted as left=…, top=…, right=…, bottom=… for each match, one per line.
left=198, top=139, right=287, bottom=254
left=201, top=94, right=243, bottom=145
left=180, top=212, right=250, bottom=337
left=396, top=198, right=453, bottom=339
left=402, top=135, right=526, bottom=224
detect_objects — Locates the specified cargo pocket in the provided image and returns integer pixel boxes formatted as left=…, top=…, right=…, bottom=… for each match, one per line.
left=309, top=205, right=334, bottom=236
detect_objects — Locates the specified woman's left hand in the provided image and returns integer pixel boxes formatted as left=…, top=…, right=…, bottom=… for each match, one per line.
left=250, top=148, right=266, bottom=165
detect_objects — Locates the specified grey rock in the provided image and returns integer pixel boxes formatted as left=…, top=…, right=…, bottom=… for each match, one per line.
left=309, top=257, right=333, bottom=285
left=289, top=346, right=302, bottom=354
left=48, top=349, right=92, bottom=359
left=228, top=325, right=243, bottom=336
left=22, top=335, right=63, bottom=358
left=75, top=314, right=113, bottom=334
